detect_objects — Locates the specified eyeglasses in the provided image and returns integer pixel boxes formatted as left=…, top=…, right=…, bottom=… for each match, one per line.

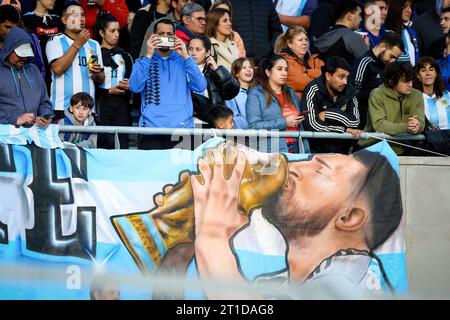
left=191, top=16, right=206, bottom=23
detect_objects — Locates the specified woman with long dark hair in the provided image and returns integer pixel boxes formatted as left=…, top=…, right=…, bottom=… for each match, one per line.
left=246, top=55, right=309, bottom=154
left=94, top=12, right=134, bottom=149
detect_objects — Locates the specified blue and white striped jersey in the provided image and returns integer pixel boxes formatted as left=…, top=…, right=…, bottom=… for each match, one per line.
left=423, top=91, right=450, bottom=130
left=99, top=53, right=127, bottom=90
left=46, top=34, right=103, bottom=111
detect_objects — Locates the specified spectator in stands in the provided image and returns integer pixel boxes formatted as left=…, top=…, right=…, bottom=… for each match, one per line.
left=188, top=35, right=239, bottom=124
left=414, top=57, right=450, bottom=130
left=440, top=7, right=450, bottom=34
left=301, top=56, right=362, bottom=154
left=129, top=0, right=171, bottom=59
left=273, top=0, right=318, bottom=31
left=94, top=12, right=133, bottom=149
left=438, top=31, right=450, bottom=91
left=309, top=0, right=340, bottom=53
left=0, top=4, right=20, bottom=50
left=59, top=92, right=97, bottom=148
left=168, top=0, right=190, bottom=24
left=384, top=0, right=420, bottom=65
left=0, top=0, right=20, bottom=12
left=46, top=3, right=105, bottom=119
left=413, top=0, right=449, bottom=59
left=89, top=274, right=120, bottom=300
left=275, top=26, right=324, bottom=100
left=79, top=0, right=129, bottom=36
left=350, top=33, right=404, bottom=129
left=205, top=8, right=238, bottom=71
left=359, top=62, right=425, bottom=155
left=225, top=57, right=256, bottom=129
left=229, top=0, right=282, bottom=64
left=208, top=104, right=234, bottom=129
left=359, top=0, right=389, bottom=48
left=209, top=0, right=245, bottom=57
left=129, top=18, right=206, bottom=149
left=246, top=55, right=309, bottom=154
left=176, top=2, right=206, bottom=45
left=314, top=0, right=368, bottom=65
left=0, top=27, right=53, bottom=127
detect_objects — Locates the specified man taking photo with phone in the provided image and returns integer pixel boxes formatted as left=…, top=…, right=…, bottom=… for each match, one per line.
left=129, top=17, right=207, bottom=150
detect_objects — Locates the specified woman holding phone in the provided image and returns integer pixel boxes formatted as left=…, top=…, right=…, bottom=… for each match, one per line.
left=94, top=12, right=134, bottom=149
left=246, top=55, right=309, bottom=154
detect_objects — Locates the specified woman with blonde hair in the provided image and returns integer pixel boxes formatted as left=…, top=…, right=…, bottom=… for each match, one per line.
left=205, top=7, right=240, bottom=71
left=209, top=0, right=246, bottom=57
left=275, top=26, right=324, bottom=100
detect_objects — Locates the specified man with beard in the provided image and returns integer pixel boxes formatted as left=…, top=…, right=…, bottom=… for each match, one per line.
left=191, top=147, right=403, bottom=299
left=0, top=27, right=53, bottom=126
left=129, top=17, right=206, bottom=150
left=350, top=33, right=404, bottom=129
left=300, top=56, right=363, bottom=154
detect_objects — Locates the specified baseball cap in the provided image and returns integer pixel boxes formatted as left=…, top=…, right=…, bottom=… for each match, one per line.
left=14, top=43, right=34, bottom=58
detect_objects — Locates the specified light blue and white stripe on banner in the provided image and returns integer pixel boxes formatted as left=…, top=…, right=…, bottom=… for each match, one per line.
left=0, top=124, right=64, bottom=148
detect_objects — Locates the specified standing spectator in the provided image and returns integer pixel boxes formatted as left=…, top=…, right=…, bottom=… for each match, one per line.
left=273, top=0, right=318, bottom=31
left=129, top=0, right=171, bottom=59
left=359, top=0, right=389, bottom=49
left=79, top=0, right=129, bottom=36
left=275, top=26, right=324, bottom=100
left=188, top=35, right=239, bottom=124
left=384, top=0, right=420, bottom=65
left=129, top=18, right=206, bottom=149
left=314, top=0, right=368, bottom=65
left=0, top=4, right=20, bottom=50
left=176, top=2, right=206, bottom=45
left=225, top=57, right=256, bottom=129
left=350, top=33, right=404, bottom=129
left=359, top=62, right=425, bottom=155
left=438, top=30, right=450, bottom=91
left=0, top=27, right=53, bottom=127
left=229, top=0, right=282, bottom=64
left=46, top=3, right=105, bottom=119
left=59, top=92, right=98, bottom=148
left=309, top=0, right=340, bottom=53
left=209, top=0, right=245, bottom=57
left=413, top=0, right=449, bottom=59
left=246, top=55, right=309, bottom=154
left=205, top=8, right=238, bottom=71
left=94, top=12, right=133, bottom=149
left=301, top=56, right=362, bottom=154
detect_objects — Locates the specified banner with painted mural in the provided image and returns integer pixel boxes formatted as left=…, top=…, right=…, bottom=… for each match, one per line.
left=0, top=129, right=407, bottom=299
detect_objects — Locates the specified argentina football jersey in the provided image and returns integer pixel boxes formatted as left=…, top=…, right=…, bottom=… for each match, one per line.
left=100, top=53, right=127, bottom=90
left=423, top=92, right=450, bottom=130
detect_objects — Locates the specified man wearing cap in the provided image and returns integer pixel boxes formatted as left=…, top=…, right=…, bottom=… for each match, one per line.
left=0, top=26, right=53, bottom=127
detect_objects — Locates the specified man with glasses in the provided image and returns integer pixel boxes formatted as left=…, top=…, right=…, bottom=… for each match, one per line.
left=176, top=2, right=206, bottom=44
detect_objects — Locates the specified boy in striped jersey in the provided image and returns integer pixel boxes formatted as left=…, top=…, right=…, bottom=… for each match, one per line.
left=46, top=2, right=104, bottom=120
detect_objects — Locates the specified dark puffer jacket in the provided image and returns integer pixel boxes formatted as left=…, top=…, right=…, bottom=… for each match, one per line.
left=229, top=0, right=282, bottom=63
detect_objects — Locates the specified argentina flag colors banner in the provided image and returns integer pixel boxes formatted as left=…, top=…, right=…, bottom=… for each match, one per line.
left=0, top=125, right=407, bottom=299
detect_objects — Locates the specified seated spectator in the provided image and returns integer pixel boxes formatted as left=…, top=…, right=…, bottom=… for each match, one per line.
left=0, top=27, right=53, bottom=127
left=188, top=35, right=239, bottom=124
left=129, top=18, right=206, bottom=150
left=176, top=2, right=206, bottom=45
left=205, top=7, right=238, bottom=71
left=438, top=30, right=450, bottom=91
left=440, top=7, right=450, bottom=34
left=246, top=55, right=309, bottom=154
left=314, top=0, right=368, bottom=65
left=209, top=0, right=246, bottom=57
left=273, top=0, right=318, bottom=31
left=46, top=2, right=105, bottom=119
left=301, top=56, right=362, bottom=154
left=359, top=0, right=389, bottom=48
left=59, top=92, right=97, bottom=148
left=229, top=0, right=282, bottom=64
left=414, top=56, right=450, bottom=129
left=350, top=33, right=404, bottom=129
left=0, top=4, right=20, bottom=50
left=359, top=62, right=425, bottom=155
left=94, top=12, right=133, bottom=149
left=80, top=0, right=129, bottom=36
left=168, top=0, right=190, bottom=25
left=384, top=0, right=420, bottom=65
left=208, top=104, right=234, bottom=129
left=275, top=25, right=324, bottom=100
left=309, top=0, right=340, bottom=53
left=225, top=57, right=256, bottom=129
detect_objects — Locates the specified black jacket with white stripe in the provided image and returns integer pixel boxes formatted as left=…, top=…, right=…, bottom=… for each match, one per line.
left=300, top=74, right=360, bottom=154
left=350, top=50, right=385, bottom=129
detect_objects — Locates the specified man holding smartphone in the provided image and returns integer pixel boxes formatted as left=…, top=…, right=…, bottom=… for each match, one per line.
left=0, top=27, right=53, bottom=128
left=129, top=17, right=207, bottom=150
